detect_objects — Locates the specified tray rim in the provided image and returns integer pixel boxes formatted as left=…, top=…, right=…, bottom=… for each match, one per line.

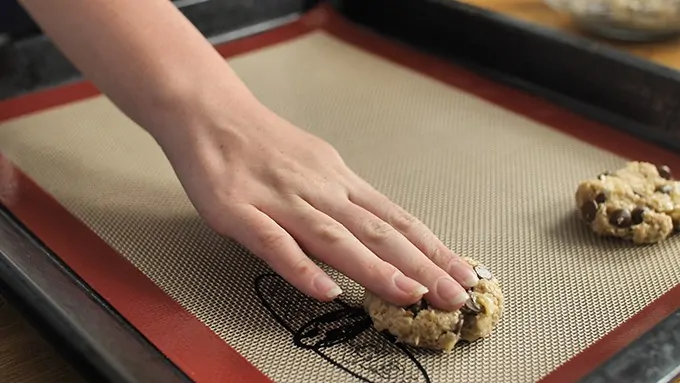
left=0, top=206, right=192, bottom=383
left=334, top=0, right=680, bottom=156
left=0, top=0, right=321, bottom=101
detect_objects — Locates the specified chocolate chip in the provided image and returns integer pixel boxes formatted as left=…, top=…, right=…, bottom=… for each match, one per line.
left=452, top=314, right=465, bottom=335
left=656, top=184, right=673, bottom=194
left=657, top=165, right=672, bottom=180
left=406, top=299, right=429, bottom=316
left=595, top=192, right=607, bottom=203
left=631, top=207, right=647, bottom=225
left=609, top=209, right=632, bottom=228
left=597, top=171, right=611, bottom=180
left=474, top=265, right=493, bottom=280
left=580, top=200, right=598, bottom=222
left=461, top=296, right=482, bottom=315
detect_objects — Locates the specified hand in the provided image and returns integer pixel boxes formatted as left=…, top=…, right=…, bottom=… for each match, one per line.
left=157, top=103, right=479, bottom=311
left=18, top=0, right=479, bottom=309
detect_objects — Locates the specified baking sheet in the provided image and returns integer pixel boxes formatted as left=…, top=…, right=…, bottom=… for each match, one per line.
left=0, top=31, right=679, bottom=383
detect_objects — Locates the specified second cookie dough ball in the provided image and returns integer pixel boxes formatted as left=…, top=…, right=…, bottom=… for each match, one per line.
left=575, top=161, right=679, bottom=244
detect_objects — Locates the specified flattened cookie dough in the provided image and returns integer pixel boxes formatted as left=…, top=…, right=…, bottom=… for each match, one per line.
left=575, top=161, right=680, bottom=244
left=362, top=257, right=503, bottom=352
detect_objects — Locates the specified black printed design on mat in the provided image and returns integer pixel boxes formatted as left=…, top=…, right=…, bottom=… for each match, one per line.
left=255, top=273, right=431, bottom=383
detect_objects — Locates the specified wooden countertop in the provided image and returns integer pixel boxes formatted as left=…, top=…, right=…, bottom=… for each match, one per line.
left=0, top=295, right=85, bottom=383
left=462, top=0, right=680, bottom=71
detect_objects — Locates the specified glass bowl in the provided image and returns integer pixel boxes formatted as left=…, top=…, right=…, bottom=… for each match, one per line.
left=545, top=0, right=680, bottom=41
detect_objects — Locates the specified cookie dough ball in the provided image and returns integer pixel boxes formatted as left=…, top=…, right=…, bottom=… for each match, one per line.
left=362, top=257, right=503, bottom=352
left=575, top=161, right=679, bottom=244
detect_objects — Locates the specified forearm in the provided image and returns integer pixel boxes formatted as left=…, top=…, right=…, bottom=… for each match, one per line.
left=18, top=0, right=260, bottom=139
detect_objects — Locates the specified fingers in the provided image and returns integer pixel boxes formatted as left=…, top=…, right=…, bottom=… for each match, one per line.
left=225, top=204, right=342, bottom=302
left=225, top=174, right=478, bottom=312
left=264, top=197, right=429, bottom=307
left=348, top=179, right=479, bottom=289
left=313, top=200, right=470, bottom=311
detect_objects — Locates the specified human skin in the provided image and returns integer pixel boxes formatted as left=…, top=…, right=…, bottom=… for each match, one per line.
left=18, top=0, right=479, bottom=311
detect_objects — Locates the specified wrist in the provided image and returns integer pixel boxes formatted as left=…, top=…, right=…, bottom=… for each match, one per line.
left=144, top=66, right=268, bottom=152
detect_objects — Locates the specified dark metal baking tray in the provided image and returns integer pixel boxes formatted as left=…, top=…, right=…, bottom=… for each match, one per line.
left=0, top=0, right=319, bottom=100
left=579, top=308, right=680, bottom=383
left=0, top=205, right=192, bottom=383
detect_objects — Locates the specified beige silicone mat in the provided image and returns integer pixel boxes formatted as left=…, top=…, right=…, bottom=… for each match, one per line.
left=1, top=31, right=679, bottom=383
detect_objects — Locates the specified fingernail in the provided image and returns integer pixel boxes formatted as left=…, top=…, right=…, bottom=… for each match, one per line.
left=314, top=275, right=342, bottom=299
left=450, top=260, right=479, bottom=288
left=393, top=271, right=429, bottom=297
left=462, top=270, right=479, bottom=287
left=326, top=286, right=343, bottom=299
left=436, top=277, right=468, bottom=307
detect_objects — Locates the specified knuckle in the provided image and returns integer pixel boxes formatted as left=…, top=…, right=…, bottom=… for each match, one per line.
left=426, top=243, right=442, bottom=260
left=362, top=259, right=389, bottom=281
left=256, top=230, right=289, bottom=253
left=290, top=257, right=315, bottom=278
left=425, top=243, right=451, bottom=266
left=317, top=139, right=341, bottom=159
left=359, top=217, right=394, bottom=243
left=412, top=262, right=438, bottom=280
left=389, top=208, right=419, bottom=232
left=266, top=163, right=301, bottom=194
left=211, top=195, right=249, bottom=223
left=273, top=177, right=297, bottom=195
left=218, top=183, right=239, bottom=200
left=314, top=221, right=346, bottom=244
left=447, top=255, right=468, bottom=272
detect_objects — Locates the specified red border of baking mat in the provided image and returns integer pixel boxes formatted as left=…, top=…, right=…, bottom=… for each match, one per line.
left=0, top=3, right=678, bottom=382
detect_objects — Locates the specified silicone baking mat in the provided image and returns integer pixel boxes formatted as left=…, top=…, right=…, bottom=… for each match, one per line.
left=0, top=5, right=679, bottom=383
